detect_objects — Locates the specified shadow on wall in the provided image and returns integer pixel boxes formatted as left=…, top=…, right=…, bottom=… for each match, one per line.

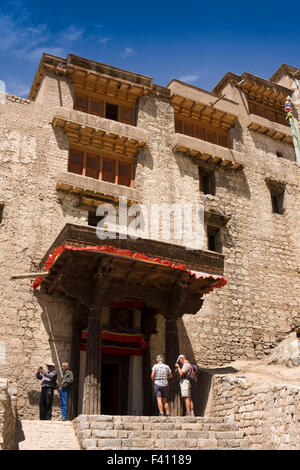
left=216, top=168, right=251, bottom=200
left=33, top=289, right=74, bottom=382
left=52, top=127, right=69, bottom=152
left=135, top=146, right=154, bottom=171
left=177, top=318, right=238, bottom=416
left=27, top=389, right=60, bottom=409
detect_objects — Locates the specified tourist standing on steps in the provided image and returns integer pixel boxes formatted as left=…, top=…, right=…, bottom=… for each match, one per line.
left=58, top=362, right=73, bottom=421
left=175, top=354, right=195, bottom=416
left=36, top=361, right=57, bottom=420
left=151, top=355, right=172, bottom=416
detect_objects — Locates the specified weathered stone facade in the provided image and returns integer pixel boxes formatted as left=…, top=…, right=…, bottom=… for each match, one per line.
left=0, top=54, right=299, bottom=445
left=210, top=375, right=300, bottom=449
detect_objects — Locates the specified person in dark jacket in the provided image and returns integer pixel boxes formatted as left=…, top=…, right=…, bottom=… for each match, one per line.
left=36, top=361, right=57, bottom=420
left=58, top=362, right=73, bottom=421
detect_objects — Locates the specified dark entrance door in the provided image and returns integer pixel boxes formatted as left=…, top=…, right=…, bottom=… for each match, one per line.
left=101, top=356, right=129, bottom=415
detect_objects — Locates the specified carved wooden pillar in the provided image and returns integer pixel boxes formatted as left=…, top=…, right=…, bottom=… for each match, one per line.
left=165, top=312, right=181, bottom=416
left=82, top=259, right=112, bottom=415
left=82, top=306, right=103, bottom=414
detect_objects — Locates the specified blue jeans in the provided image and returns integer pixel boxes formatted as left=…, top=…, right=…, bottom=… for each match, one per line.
left=59, top=387, right=70, bottom=419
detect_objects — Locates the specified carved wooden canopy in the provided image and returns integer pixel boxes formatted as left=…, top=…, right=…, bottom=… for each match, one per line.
left=37, top=224, right=227, bottom=316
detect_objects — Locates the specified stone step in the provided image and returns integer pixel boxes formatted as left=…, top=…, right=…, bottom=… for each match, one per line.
left=73, top=415, right=249, bottom=450
left=16, top=420, right=80, bottom=450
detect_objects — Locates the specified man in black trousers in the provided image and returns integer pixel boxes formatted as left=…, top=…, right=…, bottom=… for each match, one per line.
left=36, top=361, right=58, bottom=420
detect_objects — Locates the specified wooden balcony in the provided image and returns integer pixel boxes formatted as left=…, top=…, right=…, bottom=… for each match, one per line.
left=56, top=171, right=141, bottom=206
left=172, top=133, right=244, bottom=170
left=52, top=106, right=149, bottom=158
left=246, top=114, right=293, bottom=143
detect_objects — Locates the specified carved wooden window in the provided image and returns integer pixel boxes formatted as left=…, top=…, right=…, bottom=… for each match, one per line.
left=86, top=153, right=99, bottom=179
left=175, top=116, right=229, bottom=148
left=119, top=106, right=135, bottom=125
left=183, top=122, right=194, bottom=137
left=68, top=149, right=84, bottom=175
left=102, top=157, right=116, bottom=184
left=74, top=95, right=104, bottom=117
left=68, top=148, right=133, bottom=187
left=206, top=131, right=217, bottom=144
left=118, top=162, right=131, bottom=187
left=74, top=92, right=135, bottom=125
left=248, top=100, right=287, bottom=126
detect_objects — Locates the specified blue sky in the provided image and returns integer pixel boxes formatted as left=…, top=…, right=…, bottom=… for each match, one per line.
left=1, top=0, right=300, bottom=97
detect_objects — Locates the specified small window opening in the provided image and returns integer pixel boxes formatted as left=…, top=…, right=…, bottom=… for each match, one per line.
left=199, top=168, right=215, bottom=195
left=276, top=151, right=283, bottom=158
left=270, top=189, right=284, bottom=214
left=207, top=225, right=222, bottom=253
left=0, top=205, right=4, bottom=224
left=88, top=211, right=105, bottom=227
left=105, top=103, right=118, bottom=121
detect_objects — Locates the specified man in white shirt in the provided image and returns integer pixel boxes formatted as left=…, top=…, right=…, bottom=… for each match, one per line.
left=151, top=355, right=172, bottom=416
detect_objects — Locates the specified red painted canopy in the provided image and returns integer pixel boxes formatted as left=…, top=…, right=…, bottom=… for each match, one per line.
left=32, top=243, right=227, bottom=294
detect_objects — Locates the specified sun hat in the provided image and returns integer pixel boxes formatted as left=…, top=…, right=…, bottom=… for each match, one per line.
left=176, top=354, right=185, bottom=363
left=156, top=355, right=164, bottom=361
left=45, top=361, right=55, bottom=367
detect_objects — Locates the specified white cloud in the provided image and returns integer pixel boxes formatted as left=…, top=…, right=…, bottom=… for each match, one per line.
left=121, top=47, right=136, bottom=58
left=178, top=74, right=200, bottom=83
left=98, top=37, right=111, bottom=44
left=0, top=8, right=82, bottom=63
left=57, top=26, right=84, bottom=44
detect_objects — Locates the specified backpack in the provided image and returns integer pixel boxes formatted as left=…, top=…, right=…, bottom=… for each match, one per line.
left=186, top=364, right=198, bottom=383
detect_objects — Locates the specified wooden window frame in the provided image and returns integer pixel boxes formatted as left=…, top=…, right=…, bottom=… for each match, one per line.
left=247, top=99, right=288, bottom=127
left=68, top=147, right=134, bottom=188
left=175, top=116, right=229, bottom=148
left=74, top=89, right=136, bottom=126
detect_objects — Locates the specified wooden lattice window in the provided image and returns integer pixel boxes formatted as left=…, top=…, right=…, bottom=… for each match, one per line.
left=175, top=116, right=229, bottom=148
left=68, top=148, right=133, bottom=188
left=248, top=100, right=288, bottom=126
left=74, top=92, right=135, bottom=125
left=119, top=106, right=135, bottom=125
left=68, top=149, right=84, bottom=175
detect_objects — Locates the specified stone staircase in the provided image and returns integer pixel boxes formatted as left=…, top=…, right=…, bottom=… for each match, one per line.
left=15, top=420, right=80, bottom=450
left=73, top=415, right=249, bottom=450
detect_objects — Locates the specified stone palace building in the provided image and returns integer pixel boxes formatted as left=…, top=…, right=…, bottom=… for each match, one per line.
left=0, top=54, right=299, bottom=450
